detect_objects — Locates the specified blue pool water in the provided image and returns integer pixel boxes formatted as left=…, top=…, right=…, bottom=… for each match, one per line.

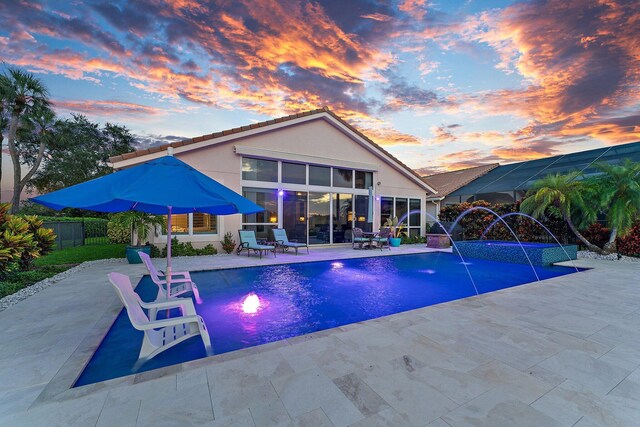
left=75, top=252, right=581, bottom=386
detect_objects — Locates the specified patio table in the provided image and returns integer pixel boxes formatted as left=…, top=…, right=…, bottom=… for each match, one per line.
left=362, top=231, right=378, bottom=249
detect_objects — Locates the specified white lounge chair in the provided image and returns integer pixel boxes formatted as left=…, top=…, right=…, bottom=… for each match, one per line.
left=138, top=251, right=202, bottom=303
left=108, top=272, right=213, bottom=366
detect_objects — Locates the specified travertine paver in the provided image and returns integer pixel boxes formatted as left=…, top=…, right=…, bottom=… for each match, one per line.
left=0, top=245, right=639, bottom=426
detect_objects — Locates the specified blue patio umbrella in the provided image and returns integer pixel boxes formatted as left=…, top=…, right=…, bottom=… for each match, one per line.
left=32, top=154, right=264, bottom=287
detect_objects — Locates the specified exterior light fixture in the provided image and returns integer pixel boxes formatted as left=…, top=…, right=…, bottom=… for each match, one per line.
left=278, top=190, right=284, bottom=196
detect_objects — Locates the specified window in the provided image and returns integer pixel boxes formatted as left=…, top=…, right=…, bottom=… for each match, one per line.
left=242, top=187, right=278, bottom=224
left=355, top=171, right=373, bottom=189
left=164, top=213, right=217, bottom=235
left=242, top=224, right=275, bottom=241
left=409, top=199, right=421, bottom=227
left=242, top=157, right=278, bottom=182
left=309, top=192, right=330, bottom=244
left=409, top=198, right=421, bottom=237
left=395, top=198, right=408, bottom=224
left=309, top=165, right=330, bottom=186
left=380, top=197, right=393, bottom=226
left=169, top=214, right=189, bottom=234
left=282, top=162, right=306, bottom=184
left=193, top=213, right=217, bottom=234
left=355, top=195, right=371, bottom=232
left=333, top=168, right=352, bottom=188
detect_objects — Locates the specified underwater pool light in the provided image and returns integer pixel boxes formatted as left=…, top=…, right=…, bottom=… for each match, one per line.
left=242, top=293, right=261, bottom=314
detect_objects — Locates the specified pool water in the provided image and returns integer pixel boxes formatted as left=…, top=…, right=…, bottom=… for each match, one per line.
left=75, top=252, right=581, bottom=386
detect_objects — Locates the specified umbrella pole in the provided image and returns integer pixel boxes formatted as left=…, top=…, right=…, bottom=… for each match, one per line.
left=166, top=206, right=172, bottom=300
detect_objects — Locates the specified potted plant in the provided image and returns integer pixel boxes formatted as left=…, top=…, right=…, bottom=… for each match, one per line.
left=384, top=216, right=406, bottom=247
left=110, top=212, right=166, bottom=263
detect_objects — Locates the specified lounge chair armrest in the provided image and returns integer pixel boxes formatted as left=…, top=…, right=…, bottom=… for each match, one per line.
left=159, top=270, right=191, bottom=279
left=140, top=298, right=196, bottom=314
left=156, top=276, right=193, bottom=285
left=143, top=315, right=200, bottom=330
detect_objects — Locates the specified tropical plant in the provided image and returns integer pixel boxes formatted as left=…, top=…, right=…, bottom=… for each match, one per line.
left=589, top=159, right=640, bottom=253
left=108, top=212, right=165, bottom=246
left=0, top=67, right=51, bottom=212
left=383, top=216, right=407, bottom=238
left=520, top=171, right=602, bottom=252
left=521, top=160, right=640, bottom=255
left=0, top=203, right=54, bottom=278
left=221, top=232, right=236, bottom=254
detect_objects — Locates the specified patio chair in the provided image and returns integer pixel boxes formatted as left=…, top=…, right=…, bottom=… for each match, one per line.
left=108, top=272, right=212, bottom=366
left=138, top=251, right=202, bottom=303
left=373, top=227, right=392, bottom=250
left=236, top=230, right=276, bottom=258
left=272, top=228, right=309, bottom=254
left=351, top=227, right=369, bottom=249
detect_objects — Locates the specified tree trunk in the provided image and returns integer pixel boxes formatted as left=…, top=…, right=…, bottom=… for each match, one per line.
left=602, top=227, right=618, bottom=254
left=10, top=139, right=46, bottom=213
left=0, top=134, right=3, bottom=202
left=7, top=112, right=20, bottom=213
left=564, top=213, right=603, bottom=254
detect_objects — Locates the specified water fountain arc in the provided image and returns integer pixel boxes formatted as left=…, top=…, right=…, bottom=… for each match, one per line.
left=479, top=212, right=580, bottom=273
left=447, top=206, right=541, bottom=282
left=413, top=210, right=480, bottom=295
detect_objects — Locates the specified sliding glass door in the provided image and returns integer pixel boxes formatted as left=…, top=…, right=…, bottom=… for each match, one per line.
left=309, top=192, right=330, bottom=244
left=283, top=191, right=308, bottom=243
left=332, top=193, right=353, bottom=243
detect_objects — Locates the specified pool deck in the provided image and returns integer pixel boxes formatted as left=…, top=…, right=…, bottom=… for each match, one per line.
left=1, top=244, right=639, bottom=426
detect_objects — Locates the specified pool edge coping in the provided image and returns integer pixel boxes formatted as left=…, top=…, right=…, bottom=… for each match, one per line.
left=31, top=247, right=586, bottom=407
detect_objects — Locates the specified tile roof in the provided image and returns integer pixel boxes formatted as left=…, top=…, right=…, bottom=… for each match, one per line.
left=422, top=163, right=500, bottom=197
left=110, top=107, right=435, bottom=193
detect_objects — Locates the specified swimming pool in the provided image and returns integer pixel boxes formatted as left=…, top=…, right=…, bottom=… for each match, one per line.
left=75, top=252, right=581, bottom=386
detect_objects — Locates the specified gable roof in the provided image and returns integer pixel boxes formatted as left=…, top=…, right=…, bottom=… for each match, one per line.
left=110, top=107, right=436, bottom=193
left=422, top=163, right=499, bottom=198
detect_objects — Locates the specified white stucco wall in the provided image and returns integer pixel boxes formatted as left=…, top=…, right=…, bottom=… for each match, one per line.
left=117, top=115, right=431, bottom=249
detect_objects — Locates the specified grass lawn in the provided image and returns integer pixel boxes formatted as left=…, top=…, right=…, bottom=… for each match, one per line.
left=34, top=243, right=126, bottom=266
left=1, top=244, right=126, bottom=299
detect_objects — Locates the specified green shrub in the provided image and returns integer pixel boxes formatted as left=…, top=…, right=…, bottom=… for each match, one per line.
left=401, top=234, right=426, bottom=244
left=0, top=203, right=56, bottom=279
left=221, top=232, right=236, bottom=254
left=153, top=238, right=218, bottom=257
left=107, top=219, right=130, bottom=244
left=0, top=265, right=68, bottom=298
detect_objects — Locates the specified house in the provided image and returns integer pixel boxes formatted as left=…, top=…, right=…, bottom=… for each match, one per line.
left=423, top=164, right=499, bottom=222
left=445, top=141, right=640, bottom=205
left=110, top=108, right=437, bottom=249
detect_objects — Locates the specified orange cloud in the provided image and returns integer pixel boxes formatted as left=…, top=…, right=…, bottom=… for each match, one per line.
left=53, top=100, right=165, bottom=118
left=361, top=13, right=392, bottom=22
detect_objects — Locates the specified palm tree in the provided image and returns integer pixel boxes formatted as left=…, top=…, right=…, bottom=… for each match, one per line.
left=520, top=171, right=603, bottom=253
left=9, top=105, right=57, bottom=210
left=0, top=67, right=50, bottom=212
left=0, top=84, right=10, bottom=200
left=593, top=159, right=640, bottom=253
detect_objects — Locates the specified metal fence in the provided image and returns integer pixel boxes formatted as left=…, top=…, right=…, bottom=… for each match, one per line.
left=43, top=220, right=109, bottom=249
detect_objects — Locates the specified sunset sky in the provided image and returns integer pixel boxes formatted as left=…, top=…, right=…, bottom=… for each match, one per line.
left=1, top=0, right=639, bottom=175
